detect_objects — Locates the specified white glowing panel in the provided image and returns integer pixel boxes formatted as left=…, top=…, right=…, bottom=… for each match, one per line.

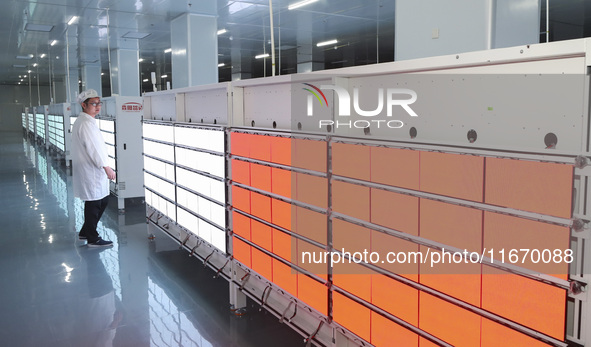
left=70, top=116, right=77, bottom=132
left=99, top=119, right=115, bottom=132
left=210, top=180, right=225, bottom=204
left=107, top=157, right=117, bottom=172
left=174, top=126, right=225, bottom=153
left=143, top=123, right=174, bottom=143
left=106, top=145, right=115, bottom=158
left=102, top=132, right=115, bottom=145
left=175, top=149, right=224, bottom=177
left=198, top=219, right=212, bottom=243
left=177, top=208, right=199, bottom=235
left=143, top=140, right=175, bottom=161
left=144, top=157, right=175, bottom=181
left=144, top=188, right=153, bottom=206
left=211, top=230, right=226, bottom=253
left=210, top=203, right=225, bottom=228
left=144, top=172, right=175, bottom=202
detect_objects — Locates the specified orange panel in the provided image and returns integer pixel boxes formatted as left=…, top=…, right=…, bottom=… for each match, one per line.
left=296, top=173, right=328, bottom=208
left=332, top=292, right=371, bottom=343
left=332, top=262, right=373, bottom=303
left=231, top=159, right=250, bottom=185
left=295, top=206, right=327, bottom=245
left=371, top=146, right=419, bottom=190
left=484, top=211, right=569, bottom=279
left=371, top=312, right=418, bottom=347
left=297, top=274, right=328, bottom=316
left=482, top=267, right=566, bottom=340
left=250, top=191, right=272, bottom=223
left=230, top=132, right=250, bottom=157
left=271, top=167, right=293, bottom=199
left=419, top=151, right=484, bottom=202
left=292, top=138, right=327, bottom=172
left=332, top=143, right=370, bottom=181
left=371, top=188, right=419, bottom=236
left=233, top=236, right=251, bottom=267
left=271, top=198, right=293, bottom=231
left=231, top=185, right=251, bottom=213
left=272, top=228, right=293, bottom=261
left=371, top=230, right=419, bottom=282
left=332, top=180, right=370, bottom=221
left=485, top=157, right=573, bottom=218
left=250, top=163, right=272, bottom=192
left=250, top=219, right=272, bottom=251
left=371, top=274, right=418, bottom=326
left=272, top=259, right=298, bottom=297
left=297, top=239, right=328, bottom=278
left=332, top=219, right=371, bottom=255
left=481, top=318, right=552, bottom=347
left=419, top=259, right=481, bottom=307
left=419, top=292, right=481, bottom=347
left=420, top=199, right=482, bottom=251
left=251, top=247, right=273, bottom=281
left=270, top=136, right=292, bottom=166
left=249, top=134, right=271, bottom=162
left=232, top=211, right=251, bottom=240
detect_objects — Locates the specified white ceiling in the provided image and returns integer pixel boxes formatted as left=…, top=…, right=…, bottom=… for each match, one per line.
left=1, top=0, right=589, bottom=92
left=0, top=0, right=395, bottom=91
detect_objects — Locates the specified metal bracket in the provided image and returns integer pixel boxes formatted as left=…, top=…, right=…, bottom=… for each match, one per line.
left=304, top=321, right=324, bottom=347
left=575, top=155, right=589, bottom=169
left=570, top=280, right=586, bottom=295
left=280, top=300, right=297, bottom=323
left=180, top=234, right=191, bottom=250
left=239, top=272, right=251, bottom=291
left=204, top=250, right=215, bottom=268
left=214, top=257, right=231, bottom=278
left=259, top=285, right=273, bottom=311
left=572, top=219, right=587, bottom=232
left=147, top=210, right=155, bottom=224
left=189, top=241, right=202, bottom=257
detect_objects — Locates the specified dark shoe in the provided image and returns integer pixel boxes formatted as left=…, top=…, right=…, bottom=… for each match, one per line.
left=87, top=239, right=113, bottom=247
left=78, top=233, right=87, bottom=240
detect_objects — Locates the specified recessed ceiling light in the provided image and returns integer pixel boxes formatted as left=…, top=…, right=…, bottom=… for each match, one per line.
left=67, top=16, right=79, bottom=26
left=50, top=40, right=58, bottom=46
left=217, top=29, right=227, bottom=35
left=142, top=79, right=149, bottom=82
left=164, top=48, right=172, bottom=53
left=161, top=74, right=168, bottom=78
left=288, top=0, right=318, bottom=10
left=32, top=63, right=38, bottom=67
left=218, top=63, right=225, bottom=67
left=24, top=23, right=54, bottom=32
left=255, top=53, right=270, bottom=59
left=122, top=31, right=151, bottom=39
left=16, top=54, right=34, bottom=60
left=317, top=39, right=338, bottom=47
left=139, top=58, right=144, bottom=62
left=27, top=70, right=32, bottom=73
left=40, top=54, right=46, bottom=58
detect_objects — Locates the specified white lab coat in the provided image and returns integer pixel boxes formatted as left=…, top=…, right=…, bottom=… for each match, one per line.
left=72, top=112, right=110, bottom=201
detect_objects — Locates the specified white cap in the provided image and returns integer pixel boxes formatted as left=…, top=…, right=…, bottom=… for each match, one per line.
left=77, top=89, right=99, bottom=104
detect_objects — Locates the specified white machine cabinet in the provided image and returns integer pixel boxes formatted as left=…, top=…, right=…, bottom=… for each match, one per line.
left=47, top=103, right=73, bottom=167
left=98, top=96, right=144, bottom=212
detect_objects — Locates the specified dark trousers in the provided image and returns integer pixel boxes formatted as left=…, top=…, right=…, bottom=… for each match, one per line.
left=80, top=196, right=109, bottom=243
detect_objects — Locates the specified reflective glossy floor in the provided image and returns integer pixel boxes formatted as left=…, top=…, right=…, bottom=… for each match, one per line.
left=0, top=131, right=304, bottom=347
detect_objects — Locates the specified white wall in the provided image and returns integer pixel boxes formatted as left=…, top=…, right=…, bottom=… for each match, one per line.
left=0, top=85, right=51, bottom=132
left=395, top=0, right=540, bottom=61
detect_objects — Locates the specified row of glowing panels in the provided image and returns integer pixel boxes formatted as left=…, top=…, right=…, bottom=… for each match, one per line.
left=234, top=235, right=561, bottom=347
left=144, top=184, right=226, bottom=252
left=231, top=194, right=567, bottom=341
left=143, top=140, right=225, bottom=179
left=21, top=114, right=26, bottom=128
left=230, top=134, right=573, bottom=219
left=232, top=167, right=569, bottom=279
left=143, top=153, right=225, bottom=204
left=142, top=123, right=225, bottom=154
left=229, top=133, right=572, bottom=345
left=28, top=114, right=34, bottom=132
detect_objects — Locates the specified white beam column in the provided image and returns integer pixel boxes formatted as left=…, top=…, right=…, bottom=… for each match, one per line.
left=171, top=4, right=218, bottom=88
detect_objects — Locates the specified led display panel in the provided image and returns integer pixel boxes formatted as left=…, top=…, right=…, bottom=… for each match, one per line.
left=143, top=123, right=174, bottom=143
left=143, top=140, right=175, bottom=161
left=144, top=156, right=175, bottom=181
left=99, top=119, right=114, bottom=132
left=174, top=126, right=225, bottom=153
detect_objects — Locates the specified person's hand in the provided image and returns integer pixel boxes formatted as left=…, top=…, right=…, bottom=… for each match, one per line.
left=104, top=166, right=116, bottom=180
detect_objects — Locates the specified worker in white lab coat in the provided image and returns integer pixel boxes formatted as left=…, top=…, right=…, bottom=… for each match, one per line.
left=72, top=89, right=116, bottom=247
